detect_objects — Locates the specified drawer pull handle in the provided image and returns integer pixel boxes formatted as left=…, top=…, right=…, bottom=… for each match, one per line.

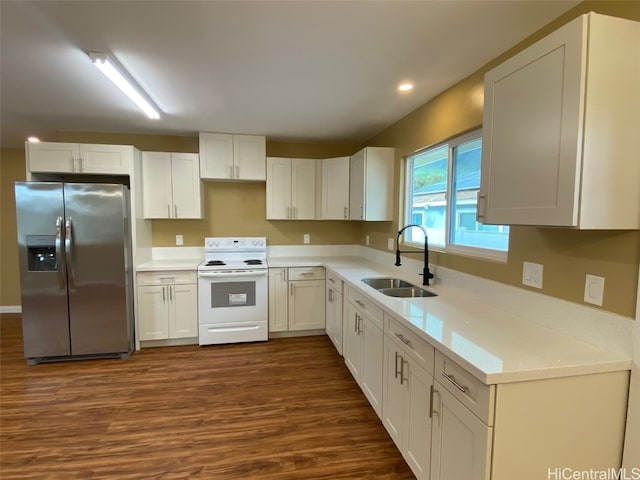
left=442, top=372, right=469, bottom=393
left=300, top=272, right=315, bottom=277
left=328, top=277, right=335, bottom=284
left=355, top=300, right=365, bottom=308
left=395, top=332, right=413, bottom=349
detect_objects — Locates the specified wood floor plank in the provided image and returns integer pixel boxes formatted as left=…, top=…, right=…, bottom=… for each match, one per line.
left=1, top=316, right=414, bottom=479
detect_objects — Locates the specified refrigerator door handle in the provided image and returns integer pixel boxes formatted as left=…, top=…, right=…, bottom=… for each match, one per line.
left=55, top=216, right=66, bottom=289
left=64, top=217, right=76, bottom=290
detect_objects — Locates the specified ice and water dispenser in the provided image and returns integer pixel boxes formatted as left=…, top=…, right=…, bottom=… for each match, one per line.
left=26, top=235, right=57, bottom=272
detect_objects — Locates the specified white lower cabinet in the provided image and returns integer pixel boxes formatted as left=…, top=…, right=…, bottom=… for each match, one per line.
left=325, top=271, right=343, bottom=354
left=268, top=267, right=325, bottom=333
left=430, top=381, right=492, bottom=480
left=136, top=270, right=198, bottom=342
left=343, top=287, right=384, bottom=417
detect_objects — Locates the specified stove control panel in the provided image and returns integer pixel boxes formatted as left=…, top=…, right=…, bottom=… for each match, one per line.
left=204, top=237, right=266, bottom=251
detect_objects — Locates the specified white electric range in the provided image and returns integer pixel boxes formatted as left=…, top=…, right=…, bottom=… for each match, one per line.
left=197, top=237, right=268, bottom=345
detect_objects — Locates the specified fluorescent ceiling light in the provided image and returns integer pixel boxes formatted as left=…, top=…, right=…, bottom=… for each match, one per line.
left=89, top=52, right=160, bottom=120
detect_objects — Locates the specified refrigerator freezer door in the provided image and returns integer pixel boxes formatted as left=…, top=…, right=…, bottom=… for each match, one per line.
left=15, top=182, right=71, bottom=358
left=63, top=183, right=131, bottom=355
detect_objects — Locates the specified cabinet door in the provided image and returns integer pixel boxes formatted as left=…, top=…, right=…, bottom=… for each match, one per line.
left=199, top=132, right=234, bottom=179
left=326, top=285, right=343, bottom=355
left=142, top=152, right=173, bottom=219
left=137, top=285, right=169, bottom=340
left=268, top=268, right=288, bottom=332
left=171, top=153, right=202, bottom=219
left=383, top=336, right=406, bottom=448
left=343, top=302, right=362, bottom=380
left=79, top=144, right=132, bottom=174
left=291, top=159, right=316, bottom=220
left=405, top=361, right=433, bottom=480
left=288, top=279, right=325, bottom=331
left=480, top=16, right=585, bottom=227
left=361, top=316, right=383, bottom=417
left=27, top=142, right=78, bottom=173
left=266, top=157, right=292, bottom=219
left=430, top=381, right=492, bottom=480
left=349, top=149, right=365, bottom=220
left=233, top=134, right=266, bottom=180
left=169, top=283, right=198, bottom=338
left=321, top=156, right=350, bottom=220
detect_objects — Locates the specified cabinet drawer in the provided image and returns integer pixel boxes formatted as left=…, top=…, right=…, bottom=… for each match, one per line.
left=434, top=350, right=495, bottom=425
left=137, top=270, right=197, bottom=286
left=288, top=266, right=325, bottom=281
left=347, top=286, right=383, bottom=328
left=326, top=269, right=343, bottom=294
left=385, top=313, right=434, bottom=373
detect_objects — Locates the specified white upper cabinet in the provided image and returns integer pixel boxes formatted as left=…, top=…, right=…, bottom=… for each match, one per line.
left=349, top=147, right=394, bottom=221
left=480, top=13, right=640, bottom=229
left=142, top=152, right=202, bottom=219
left=266, top=157, right=316, bottom=220
left=319, top=156, right=350, bottom=220
left=199, top=132, right=266, bottom=181
left=27, top=142, right=132, bottom=175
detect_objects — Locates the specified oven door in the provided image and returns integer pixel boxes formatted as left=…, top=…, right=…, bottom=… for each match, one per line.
left=197, top=270, right=268, bottom=345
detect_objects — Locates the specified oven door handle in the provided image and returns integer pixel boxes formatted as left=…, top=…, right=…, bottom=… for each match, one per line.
left=198, top=270, right=268, bottom=278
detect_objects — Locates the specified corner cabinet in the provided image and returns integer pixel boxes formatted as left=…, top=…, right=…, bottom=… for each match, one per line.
left=199, top=132, right=266, bottom=181
left=266, top=157, right=316, bottom=220
left=141, top=152, right=202, bottom=219
left=349, top=147, right=394, bottom=221
left=325, top=270, right=344, bottom=354
left=26, top=142, right=133, bottom=175
left=318, top=156, right=350, bottom=220
left=136, top=271, right=198, bottom=342
left=268, top=267, right=325, bottom=333
left=479, top=13, right=640, bottom=229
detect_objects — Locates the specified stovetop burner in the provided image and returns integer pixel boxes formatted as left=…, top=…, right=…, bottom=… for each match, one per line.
left=206, top=260, right=226, bottom=266
left=244, top=259, right=263, bottom=265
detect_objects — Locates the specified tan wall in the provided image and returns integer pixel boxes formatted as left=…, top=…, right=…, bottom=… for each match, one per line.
left=362, top=0, right=640, bottom=318
left=1, top=149, right=27, bottom=306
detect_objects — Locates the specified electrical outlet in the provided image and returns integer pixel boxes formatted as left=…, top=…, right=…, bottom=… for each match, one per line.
left=522, top=261, right=543, bottom=289
left=584, top=275, right=605, bottom=306
left=176, top=234, right=184, bottom=246
left=387, top=238, right=394, bottom=251
left=365, top=235, right=370, bottom=246
left=303, top=234, right=310, bottom=244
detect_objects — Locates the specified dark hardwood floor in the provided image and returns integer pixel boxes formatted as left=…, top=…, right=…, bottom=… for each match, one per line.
left=1, top=315, right=414, bottom=479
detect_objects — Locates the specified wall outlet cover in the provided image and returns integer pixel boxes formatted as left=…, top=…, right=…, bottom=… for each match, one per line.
left=303, top=234, right=310, bottom=244
left=365, top=235, right=370, bottom=246
left=176, top=234, right=184, bottom=246
left=387, top=238, right=394, bottom=251
left=584, top=275, right=605, bottom=307
left=522, top=261, right=543, bottom=289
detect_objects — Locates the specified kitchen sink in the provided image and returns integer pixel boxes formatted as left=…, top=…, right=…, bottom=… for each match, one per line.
left=378, top=287, right=437, bottom=298
left=361, top=278, right=414, bottom=289
left=361, top=277, right=437, bottom=298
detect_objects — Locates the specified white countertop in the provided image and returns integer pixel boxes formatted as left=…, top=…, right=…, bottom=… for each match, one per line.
left=136, top=258, right=202, bottom=272
left=270, top=255, right=632, bottom=385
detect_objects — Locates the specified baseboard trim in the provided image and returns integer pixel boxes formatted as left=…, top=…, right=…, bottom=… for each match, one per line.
left=0, top=305, right=22, bottom=314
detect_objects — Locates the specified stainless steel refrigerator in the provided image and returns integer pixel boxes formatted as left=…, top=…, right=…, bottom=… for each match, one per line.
left=15, top=182, right=134, bottom=364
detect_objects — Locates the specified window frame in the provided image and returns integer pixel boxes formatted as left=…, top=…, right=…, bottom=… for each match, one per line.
left=402, top=128, right=509, bottom=263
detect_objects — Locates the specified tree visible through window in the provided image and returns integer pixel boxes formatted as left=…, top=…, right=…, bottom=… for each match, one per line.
left=404, top=130, right=509, bottom=258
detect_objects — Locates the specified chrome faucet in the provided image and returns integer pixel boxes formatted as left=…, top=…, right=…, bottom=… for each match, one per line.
left=395, top=224, right=434, bottom=286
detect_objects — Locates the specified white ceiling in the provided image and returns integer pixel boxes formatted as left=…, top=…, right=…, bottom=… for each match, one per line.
left=0, top=0, right=579, bottom=149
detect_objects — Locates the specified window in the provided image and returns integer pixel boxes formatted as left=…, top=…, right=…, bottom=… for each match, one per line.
left=404, top=130, right=509, bottom=260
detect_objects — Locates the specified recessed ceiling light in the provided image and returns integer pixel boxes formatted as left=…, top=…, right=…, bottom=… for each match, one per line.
left=27, top=136, right=40, bottom=143
left=398, top=82, right=414, bottom=92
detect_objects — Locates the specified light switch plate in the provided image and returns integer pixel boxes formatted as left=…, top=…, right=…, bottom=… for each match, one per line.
left=176, top=234, right=184, bottom=246
left=303, top=234, right=310, bottom=244
left=365, top=235, right=370, bottom=246
left=522, top=261, right=543, bottom=289
left=584, top=275, right=605, bottom=306
left=387, top=238, right=394, bottom=251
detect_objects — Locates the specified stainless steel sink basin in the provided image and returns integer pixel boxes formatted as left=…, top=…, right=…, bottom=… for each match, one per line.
left=361, top=278, right=437, bottom=298
left=362, top=278, right=414, bottom=289
left=378, top=287, right=437, bottom=298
